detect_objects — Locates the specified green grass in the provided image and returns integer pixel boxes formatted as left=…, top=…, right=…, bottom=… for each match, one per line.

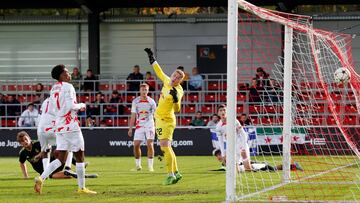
left=0, top=156, right=359, bottom=203
left=0, top=156, right=226, bottom=203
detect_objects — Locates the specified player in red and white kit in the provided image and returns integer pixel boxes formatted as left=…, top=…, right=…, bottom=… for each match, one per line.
left=215, top=104, right=252, bottom=172
left=128, top=83, right=157, bottom=172
left=34, top=64, right=96, bottom=194
left=37, top=97, right=74, bottom=172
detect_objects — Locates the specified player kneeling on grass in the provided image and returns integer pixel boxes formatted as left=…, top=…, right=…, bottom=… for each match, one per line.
left=144, top=48, right=185, bottom=185
left=17, top=131, right=98, bottom=179
left=215, top=104, right=253, bottom=172
left=34, top=65, right=96, bottom=195
left=128, top=83, right=157, bottom=172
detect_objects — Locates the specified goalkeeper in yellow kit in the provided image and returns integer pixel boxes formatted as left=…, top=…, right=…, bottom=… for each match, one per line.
left=144, top=48, right=185, bottom=185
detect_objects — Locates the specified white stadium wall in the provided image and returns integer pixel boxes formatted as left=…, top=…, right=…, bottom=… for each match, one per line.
left=0, top=18, right=358, bottom=78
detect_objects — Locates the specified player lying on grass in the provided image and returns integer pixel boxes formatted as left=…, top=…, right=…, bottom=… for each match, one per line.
left=37, top=97, right=74, bottom=172
left=215, top=104, right=253, bottom=172
left=144, top=48, right=185, bottom=185
left=128, top=83, right=157, bottom=172
left=17, top=131, right=97, bottom=179
left=212, top=149, right=303, bottom=172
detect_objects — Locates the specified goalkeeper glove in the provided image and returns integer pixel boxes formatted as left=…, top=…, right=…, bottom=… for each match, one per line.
left=169, top=87, right=179, bottom=103
left=144, top=48, right=156, bottom=64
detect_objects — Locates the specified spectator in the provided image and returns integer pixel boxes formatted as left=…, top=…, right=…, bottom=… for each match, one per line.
left=249, top=79, right=262, bottom=103
left=145, top=71, right=156, bottom=91
left=127, top=65, right=144, bottom=91
left=5, top=95, right=21, bottom=116
left=89, top=92, right=105, bottom=116
left=34, top=83, right=47, bottom=104
left=188, top=67, right=203, bottom=91
left=0, top=93, right=5, bottom=116
left=71, top=67, right=82, bottom=91
left=83, top=69, right=99, bottom=92
left=239, top=113, right=252, bottom=126
left=207, top=114, right=221, bottom=149
left=267, top=79, right=281, bottom=102
left=190, top=111, right=206, bottom=126
left=105, top=90, right=125, bottom=116
left=18, top=103, right=39, bottom=127
left=85, top=116, right=96, bottom=127
left=255, top=67, right=270, bottom=88
left=177, top=66, right=190, bottom=90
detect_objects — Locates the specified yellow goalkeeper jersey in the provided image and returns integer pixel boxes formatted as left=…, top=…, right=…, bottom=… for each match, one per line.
left=152, top=62, right=183, bottom=121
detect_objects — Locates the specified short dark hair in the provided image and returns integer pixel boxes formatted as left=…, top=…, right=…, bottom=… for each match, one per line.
left=146, top=71, right=151, bottom=75
left=27, top=103, right=34, bottom=108
left=134, top=65, right=140, bottom=68
left=217, top=104, right=226, bottom=111
left=241, top=113, right=247, bottom=117
left=196, top=111, right=202, bottom=114
left=213, top=149, right=221, bottom=156
left=87, top=69, right=93, bottom=72
left=51, top=64, right=65, bottom=80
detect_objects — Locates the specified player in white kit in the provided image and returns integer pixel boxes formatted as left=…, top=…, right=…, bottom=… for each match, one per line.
left=128, top=83, right=157, bottom=172
left=215, top=104, right=252, bottom=172
left=34, top=64, right=96, bottom=194
left=37, top=97, right=74, bottom=171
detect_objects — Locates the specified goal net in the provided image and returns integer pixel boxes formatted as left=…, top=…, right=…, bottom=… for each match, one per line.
left=227, top=0, right=360, bottom=202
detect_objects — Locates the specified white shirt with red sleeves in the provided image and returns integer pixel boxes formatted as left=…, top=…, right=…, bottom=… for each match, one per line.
left=37, top=98, right=56, bottom=133
left=49, top=82, right=83, bottom=133
left=131, top=96, right=156, bottom=129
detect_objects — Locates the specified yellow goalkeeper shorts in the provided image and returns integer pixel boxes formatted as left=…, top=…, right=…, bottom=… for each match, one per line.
left=155, top=118, right=176, bottom=140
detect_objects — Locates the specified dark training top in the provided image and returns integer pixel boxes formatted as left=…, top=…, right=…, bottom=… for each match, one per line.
left=19, top=141, right=44, bottom=174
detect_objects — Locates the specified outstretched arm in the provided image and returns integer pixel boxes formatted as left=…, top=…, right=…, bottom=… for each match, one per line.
left=144, top=48, right=168, bottom=82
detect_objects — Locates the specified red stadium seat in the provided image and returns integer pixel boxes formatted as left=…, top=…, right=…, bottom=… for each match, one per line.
left=204, top=94, right=216, bottom=102
left=330, top=92, right=342, bottom=101
left=237, top=94, right=246, bottom=102
left=264, top=105, right=277, bottom=114
left=208, top=81, right=221, bottom=90
left=326, top=116, right=337, bottom=125
left=180, top=117, right=192, bottom=126
left=236, top=105, right=244, bottom=113
left=126, top=95, right=136, bottom=103
left=184, top=105, right=196, bottom=114
left=114, top=84, right=126, bottom=91
left=346, top=92, right=355, bottom=100
left=345, top=104, right=357, bottom=113
left=203, top=117, right=209, bottom=125
left=99, top=84, right=110, bottom=91
left=261, top=117, right=274, bottom=125
left=313, top=104, right=325, bottom=113
left=105, top=119, right=114, bottom=126
left=5, top=119, right=17, bottom=127
left=18, top=95, right=27, bottom=103
left=249, top=117, right=259, bottom=125
left=187, top=93, right=199, bottom=103
left=124, top=106, right=131, bottom=114
left=219, top=94, right=227, bottom=102
left=311, top=117, right=324, bottom=125
left=201, top=105, right=214, bottom=114
left=249, top=105, right=263, bottom=114
left=327, top=104, right=341, bottom=113
left=344, top=116, right=356, bottom=125
left=314, top=91, right=326, bottom=100
left=116, top=118, right=129, bottom=126
left=23, top=85, right=33, bottom=91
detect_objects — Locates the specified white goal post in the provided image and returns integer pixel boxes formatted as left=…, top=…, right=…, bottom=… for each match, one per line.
left=226, top=0, right=360, bottom=202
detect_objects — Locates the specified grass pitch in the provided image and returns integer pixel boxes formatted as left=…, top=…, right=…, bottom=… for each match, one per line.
left=0, top=156, right=225, bottom=203
left=1, top=156, right=359, bottom=203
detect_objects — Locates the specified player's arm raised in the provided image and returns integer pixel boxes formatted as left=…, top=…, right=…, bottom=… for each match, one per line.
left=144, top=48, right=167, bottom=82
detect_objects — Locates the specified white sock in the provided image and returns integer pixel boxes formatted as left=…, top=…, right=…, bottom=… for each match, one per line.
left=42, top=158, right=50, bottom=171
left=40, top=159, right=62, bottom=180
left=76, top=162, right=86, bottom=189
left=135, top=158, right=141, bottom=168
left=65, top=152, right=73, bottom=169
left=148, top=158, right=154, bottom=168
